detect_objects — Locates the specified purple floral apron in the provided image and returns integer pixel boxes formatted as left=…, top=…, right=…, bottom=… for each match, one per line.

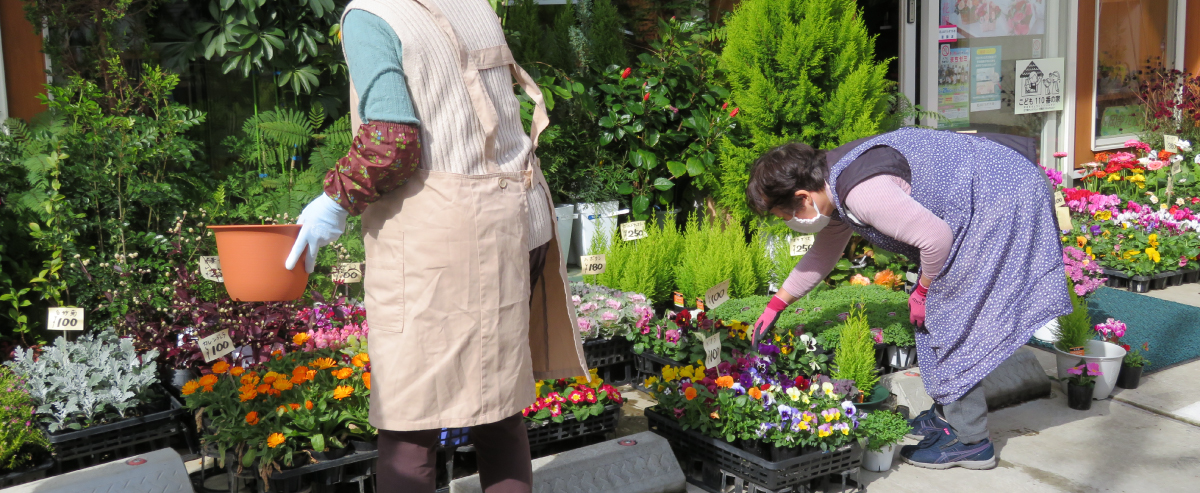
left=827, top=127, right=1071, bottom=404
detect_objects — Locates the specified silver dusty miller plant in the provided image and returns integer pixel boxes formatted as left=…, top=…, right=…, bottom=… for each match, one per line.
left=6, top=330, right=160, bottom=432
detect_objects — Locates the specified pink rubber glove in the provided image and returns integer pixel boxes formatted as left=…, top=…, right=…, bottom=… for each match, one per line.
left=909, top=282, right=928, bottom=327
left=752, top=296, right=789, bottom=346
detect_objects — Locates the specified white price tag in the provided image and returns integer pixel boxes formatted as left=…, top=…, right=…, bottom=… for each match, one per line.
left=331, top=263, right=364, bottom=283
left=1164, top=135, right=1180, bottom=153
left=938, top=25, right=958, bottom=43
left=199, top=256, right=224, bottom=282
left=704, top=279, right=731, bottom=310
left=1054, top=191, right=1073, bottom=232
left=789, top=235, right=816, bottom=257
left=47, top=307, right=84, bottom=331
left=703, top=332, right=722, bottom=368
left=199, top=329, right=236, bottom=363
left=620, top=221, right=648, bottom=241
left=580, top=255, right=606, bottom=275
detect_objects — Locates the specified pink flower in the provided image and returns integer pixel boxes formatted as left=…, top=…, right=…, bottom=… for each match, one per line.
left=606, top=299, right=623, bottom=310
left=1067, top=365, right=1083, bottom=376
left=579, top=302, right=599, bottom=313
left=600, top=311, right=619, bottom=322
left=1146, top=160, right=1167, bottom=171
left=664, top=329, right=681, bottom=343
left=1086, top=362, right=1102, bottom=375
left=1054, top=151, right=1068, bottom=158
left=871, top=328, right=884, bottom=344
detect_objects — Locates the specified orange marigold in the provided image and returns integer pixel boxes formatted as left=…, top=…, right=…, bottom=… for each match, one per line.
left=305, top=400, right=314, bottom=410
left=272, top=350, right=283, bottom=360
left=290, top=374, right=307, bottom=385
left=240, top=389, right=258, bottom=402
left=351, top=353, right=369, bottom=368
left=245, top=411, right=259, bottom=426
left=363, top=372, right=371, bottom=390
left=289, top=403, right=301, bottom=411
left=230, top=366, right=245, bottom=377
left=333, top=385, right=354, bottom=400
left=292, top=366, right=310, bottom=378
left=305, top=370, right=317, bottom=381
left=198, top=374, right=218, bottom=392
left=267, top=433, right=285, bottom=448
left=310, top=358, right=336, bottom=370
left=267, top=389, right=282, bottom=397
left=241, top=375, right=260, bottom=386
left=684, top=386, right=698, bottom=401
left=293, top=333, right=311, bottom=346
left=181, top=380, right=200, bottom=396
left=212, top=361, right=230, bottom=374
left=715, top=376, right=734, bottom=388
left=333, top=367, right=354, bottom=380
left=257, top=384, right=271, bottom=394
left=262, top=372, right=279, bottom=385
left=273, top=379, right=294, bottom=391
left=277, top=405, right=288, bottom=414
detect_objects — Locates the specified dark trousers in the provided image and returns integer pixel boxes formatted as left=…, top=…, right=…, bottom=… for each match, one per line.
left=375, top=242, right=550, bottom=493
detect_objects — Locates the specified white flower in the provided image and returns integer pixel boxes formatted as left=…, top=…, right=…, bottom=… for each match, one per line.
left=1138, top=157, right=1152, bottom=165
left=1150, top=194, right=1159, bottom=204
left=1178, top=198, right=1186, bottom=206
left=1171, top=154, right=1184, bottom=163
left=1194, top=154, right=1200, bottom=164
left=1178, top=140, right=1192, bottom=152
left=786, top=387, right=802, bottom=400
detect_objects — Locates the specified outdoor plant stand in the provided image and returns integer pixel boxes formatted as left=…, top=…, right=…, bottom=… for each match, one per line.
left=583, top=338, right=636, bottom=385
left=45, top=392, right=192, bottom=475
left=645, top=409, right=862, bottom=493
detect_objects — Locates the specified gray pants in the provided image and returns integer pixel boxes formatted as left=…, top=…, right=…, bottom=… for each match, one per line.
left=937, top=384, right=989, bottom=443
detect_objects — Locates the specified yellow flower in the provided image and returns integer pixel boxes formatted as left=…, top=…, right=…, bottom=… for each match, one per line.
left=1108, top=173, right=1122, bottom=182
left=267, top=433, right=286, bottom=448
left=1149, top=234, right=1159, bottom=248
left=1076, top=236, right=1087, bottom=248
left=574, top=376, right=589, bottom=385
left=351, top=353, right=369, bottom=368
left=1147, top=247, right=1161, bottom=263
left=695, top=364, right=705, bottom=376
left=1131, top=168, right=1145, bottom=175
left=293, top=332, right=311, bottom=346
left=181, top=380, right=200, bottom=396
left=1094, top=210, right=1112, bottom=221
left=681, top=365, right=695, bottom=380
left=536, top=380, right=545, bottom=397
left=333, top=385, right=354, bottom=400
left=1086, top=247, right=1093, bottom=257
left=310, top=358, right=336, bottom=370
left=1124, top=250, right=1141, bottom=261
left=662, top=366, right=678, bottom=382
left=643, top=376, right=658, bottom=389
left=710, top=411, right=720, bottom=419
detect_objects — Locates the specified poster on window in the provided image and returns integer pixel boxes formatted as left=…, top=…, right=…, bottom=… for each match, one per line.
left=938, top=45, right=970, bottom=129
left=970, top=46, right=1002, bottom=112
left=940, top=0, right=1044, bottom=39
left=1015, top=58, right=1065, bottom=114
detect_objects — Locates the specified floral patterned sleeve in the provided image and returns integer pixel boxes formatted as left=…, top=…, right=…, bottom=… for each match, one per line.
left=323, top=122, right=422, bottom=216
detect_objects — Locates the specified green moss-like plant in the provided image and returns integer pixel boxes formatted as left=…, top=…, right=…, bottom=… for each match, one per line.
left=832, top=305, right=879, bottom=397
left=708, top=285, right=908, bottom=343
left=717, top=0, right=892, bottom=219
left=1053, top=278, right=1095, bottom=352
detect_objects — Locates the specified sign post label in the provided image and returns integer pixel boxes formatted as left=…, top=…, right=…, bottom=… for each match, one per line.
left=48, top=307, right=84, bottom=331
left=790, top=236, right=816, bottom=257
left=331, top=263, right=364, bottom=283
left=703, top=332, right=722, bottom=368
left=580, top=255, right=607, bottom=276
left=199, top=329, right=236, bottom=363
left=620, top=221, right=648, bottom=241
left=199, top=256, right=224, bottom=282
left=704, top=279, right=731, bottom=310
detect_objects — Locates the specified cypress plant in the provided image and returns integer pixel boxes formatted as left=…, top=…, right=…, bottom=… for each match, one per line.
left=717, top=0, right=892, bottom=219
left=833, top=305, right=880, bottom=397
left=588, top=0, right=627, bottom=70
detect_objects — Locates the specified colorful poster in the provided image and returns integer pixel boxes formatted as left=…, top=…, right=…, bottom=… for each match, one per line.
left=938, top=45, right=970, bottom=129
left=1015, top=58, right=1065, bottom=114
left=970, top=46, right=1002, bottom=112
left=940, top=0, right=1043, bottom=39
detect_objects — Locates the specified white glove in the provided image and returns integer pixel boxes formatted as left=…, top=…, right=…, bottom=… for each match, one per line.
left=286, top=194, right=349, bottom=273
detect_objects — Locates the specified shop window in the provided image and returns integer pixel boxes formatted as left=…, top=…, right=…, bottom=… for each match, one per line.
left=1093, top=0, right=1180, bottom=148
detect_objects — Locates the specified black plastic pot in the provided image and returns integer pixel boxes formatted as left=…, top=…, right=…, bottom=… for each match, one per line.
left=1067, top=382, right=1095, bottom=410
left=0, top=458, right=53, bottom=488
left=1184, top=269, right=1200, bottom=284
left=1167, top=271, right=1185, bottom=287
left=350, top=439, right=377, bottom=453
left=1103, top=268, right=1130, bottom=289
left=739, top=438, right=770, bottom=459
left=1116, top=363, right=1144, bottom=389
left=1150, top=271, right=1173, bottom=290
left=769, top=444, right=804, bottom=462
left=1129, top=275, right=1151, bottom=293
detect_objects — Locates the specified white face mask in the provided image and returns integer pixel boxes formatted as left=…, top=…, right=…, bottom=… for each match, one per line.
left=785, top=197, right=831, bottom=233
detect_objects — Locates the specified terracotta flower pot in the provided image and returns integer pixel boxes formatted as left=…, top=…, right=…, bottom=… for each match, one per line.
left=208, top=225, right=308, bottom=301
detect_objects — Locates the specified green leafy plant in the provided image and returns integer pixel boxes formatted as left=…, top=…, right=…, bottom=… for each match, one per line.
left=717, top=0, right=892, bottom=220
left=1124, top=342, right=1151, bottom=368
left=587, top=216, right=683, bottom=305
left=0, top=366, right=52, bottom=474
left=674, top=213, right=768, bottom=303
left=832, top=305, right=879, bottom=399
left=858, top=409, right=910, bottom=452
left=1052, top=279, right=1095, bottom=353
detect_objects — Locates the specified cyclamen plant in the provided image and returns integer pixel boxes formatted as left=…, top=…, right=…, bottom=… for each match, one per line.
left=1124, top=342, right=1151, bottom=368
left=570, top=283, right=653, bottom=340
left=1094, top=318, right=1127, bottom=345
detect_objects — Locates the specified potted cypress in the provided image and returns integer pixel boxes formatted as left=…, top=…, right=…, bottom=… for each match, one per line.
left=858, top=410, right=909, bottom=472
left=833, top=307, right=886, bottom=410
left=1116, top=343, right=1150, bottom=390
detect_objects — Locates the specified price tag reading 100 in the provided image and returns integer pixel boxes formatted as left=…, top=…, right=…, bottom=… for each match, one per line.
left=199, top=329, right=236, bottom=363
left=704, top=279, right=731, bottom=310
left=48, top=307, right=84, bottom=331
left=703, top=332, right=722, bottom=368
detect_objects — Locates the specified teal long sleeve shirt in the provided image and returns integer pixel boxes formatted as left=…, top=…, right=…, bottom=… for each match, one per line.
left=342, top=10, right=420, bottom=125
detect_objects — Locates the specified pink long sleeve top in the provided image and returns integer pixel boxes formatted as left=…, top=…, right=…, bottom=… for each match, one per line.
left=780, top=175, right=954, bottom=298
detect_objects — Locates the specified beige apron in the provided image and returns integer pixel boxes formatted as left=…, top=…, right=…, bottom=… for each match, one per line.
left=345, top=0, right=587, bottom=431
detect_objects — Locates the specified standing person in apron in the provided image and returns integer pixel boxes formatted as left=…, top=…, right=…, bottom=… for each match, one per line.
left=745, top=127, right=1070, bottom=470
left=284, top=1, right=588, bottom=491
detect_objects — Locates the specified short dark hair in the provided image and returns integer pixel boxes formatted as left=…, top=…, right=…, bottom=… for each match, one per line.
left=745, top=142, right=828, bottom=215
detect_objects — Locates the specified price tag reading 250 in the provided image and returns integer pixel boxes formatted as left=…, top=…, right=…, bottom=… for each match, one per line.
left=48, top=307, right=84, bottom=331
left=199, top=329, right=236, bottom=363
left=790, top=235, right=816, bottom=257
left=620, top=221, right=648, bottom=241
left=580, top=255, right=607, bottom=276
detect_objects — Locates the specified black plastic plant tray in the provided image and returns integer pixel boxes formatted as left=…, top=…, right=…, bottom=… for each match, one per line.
left=526, top=404, right=620, bottom=448
left=0, top=459, right=53, bottom=487
left=592, top=361, right=635, bottom=386
left=44, top=392, right=187, bottom=474
left=645, top=408, right=861, bottom=491
left=1103, top=268, right=1129, bottom=289
left=583, top=337, right=634, bottom=368
left=634, top=351, right=683, bottom=379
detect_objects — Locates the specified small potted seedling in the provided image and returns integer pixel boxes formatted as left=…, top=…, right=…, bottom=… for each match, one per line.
left=858, top=410, right=910, bottom=472
left=1116, top=342, right=1150, bottom=390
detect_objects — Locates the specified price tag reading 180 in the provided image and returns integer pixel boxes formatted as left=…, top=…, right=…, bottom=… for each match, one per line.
left=620, top=221, right=648, bottom=241
left=199, top=329, right=236, bottom=363
left=704, top=279, right=731, bottom=310
left=580, top=255, right=606, bottom=276
left=48, top=307, right=84, bottom=331
left=703, top=332, right=722, bottom=368
left=331, top=263, right=364, bottom=283
left=199, top=256, right=224, bottom=282
left=790, top=235, right=816, bottom=257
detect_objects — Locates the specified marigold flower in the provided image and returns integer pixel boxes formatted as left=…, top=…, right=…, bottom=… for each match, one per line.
left=293, top=333, right=311, bottom=346
left=241, top=375, right=259, bottom=386
left=181, top=380, right=200, bottom=396
left=305, top=400, right=314, bottom=410
left=198, top=374, right=218, bottom=392
left=311, top=358, right=336, bottom=370
left=305, top=370, right=317, bottom=381
left=262, top=372, right=279, bottom=384
left=274, top=379, right=294, bottom=391
left=240, top=389, right=258, bottom=402
left=230, top=366, right=245, bottom=377
left=351, top=353, right=369, bottom=368
left=272, top=350, right=283, bottom=360
left=245, top=411, right=259, bottom=425
left=290, top=374, right=307, bottom=385
left=267, top=433, right=285, bottom=448
left=363, top=372, right=371, bottom=390
left=257, top=383, right=271, bottom=394
left=333, top=385, right=354, bottom=400
left=684, top=386, right=698, bottom=400
left=292, top=366, right=310, bottom=378
left=212, top=361, right=230, bottom=374
left=277, top=405, right=288, bottom=414
left=333, top=367, right=354, bottom=380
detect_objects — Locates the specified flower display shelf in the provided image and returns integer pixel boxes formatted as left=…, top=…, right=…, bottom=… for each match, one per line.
left=44, top=391, right=190, bottom=475
left=526, top=403, right=621, bottom=448
left=645, top=408, right=862, bottom=492
left=583, top=337, right=636, bottom=385
left=0, top=459, right=54, bottom=488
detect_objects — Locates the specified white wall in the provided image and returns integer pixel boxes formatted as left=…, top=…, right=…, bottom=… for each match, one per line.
left=0, top=19, right=9, bottom=124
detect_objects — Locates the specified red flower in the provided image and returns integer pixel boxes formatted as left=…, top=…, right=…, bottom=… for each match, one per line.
left=621, top=67, right=632, bottom=79
left=643, top=92, right=650, bottom=101
left=721, top=102, right=729, bottom=110
left=794, top=375, right=810, bottom=389
left=760, top=384, right=771, bottom=391
left=568, top=390, right=586, bottom=404
left=730, top=108, right=739, bottom=117
left=1122, top=344, right=1131, bottom=351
